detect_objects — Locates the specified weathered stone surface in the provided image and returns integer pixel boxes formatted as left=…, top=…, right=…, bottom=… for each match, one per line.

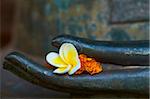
left=2, top=0, right=149, bottom=98
left=111, top=0, right=149, bottom=23
left=3, top=52, right=149, bottom=96
left=15, top=0, right=149, bottom=58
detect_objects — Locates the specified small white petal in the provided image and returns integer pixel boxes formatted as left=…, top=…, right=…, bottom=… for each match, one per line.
left=53, top=65, right=71, bottom=74
left=68, top=59, right=81, bottom=75
left=46, top=52, right=67, bottom=67
left=63, top=43, right=79, bottom=66
left=59, top=43, right=70, bottom=64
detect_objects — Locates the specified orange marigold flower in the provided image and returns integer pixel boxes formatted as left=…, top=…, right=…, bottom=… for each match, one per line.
left=75, top=54, right=103, bottom=75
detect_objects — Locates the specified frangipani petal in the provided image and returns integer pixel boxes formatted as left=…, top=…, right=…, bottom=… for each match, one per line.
left=59, top=43, right=68, bottom=64
left=63, top=43, right=79, bottom=66
left=68, top=59, right=81, bottom=75
left=53, top=65, right=71, bottom=74
left=46, top=52, right=67, bottom=67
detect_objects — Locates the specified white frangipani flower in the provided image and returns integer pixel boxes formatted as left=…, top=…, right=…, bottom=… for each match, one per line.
left=46, top=43, right=81, bottom=75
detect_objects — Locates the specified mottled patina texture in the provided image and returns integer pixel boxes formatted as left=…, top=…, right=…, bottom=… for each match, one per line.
left=110, top=0, right=149, bottom=23
left=4, top=0, right=149, bottom=98
left=14, top=0, right=149, bottom=57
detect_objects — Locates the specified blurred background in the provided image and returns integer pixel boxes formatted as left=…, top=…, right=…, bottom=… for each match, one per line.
left=0, top=0, right=149, bottom=98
